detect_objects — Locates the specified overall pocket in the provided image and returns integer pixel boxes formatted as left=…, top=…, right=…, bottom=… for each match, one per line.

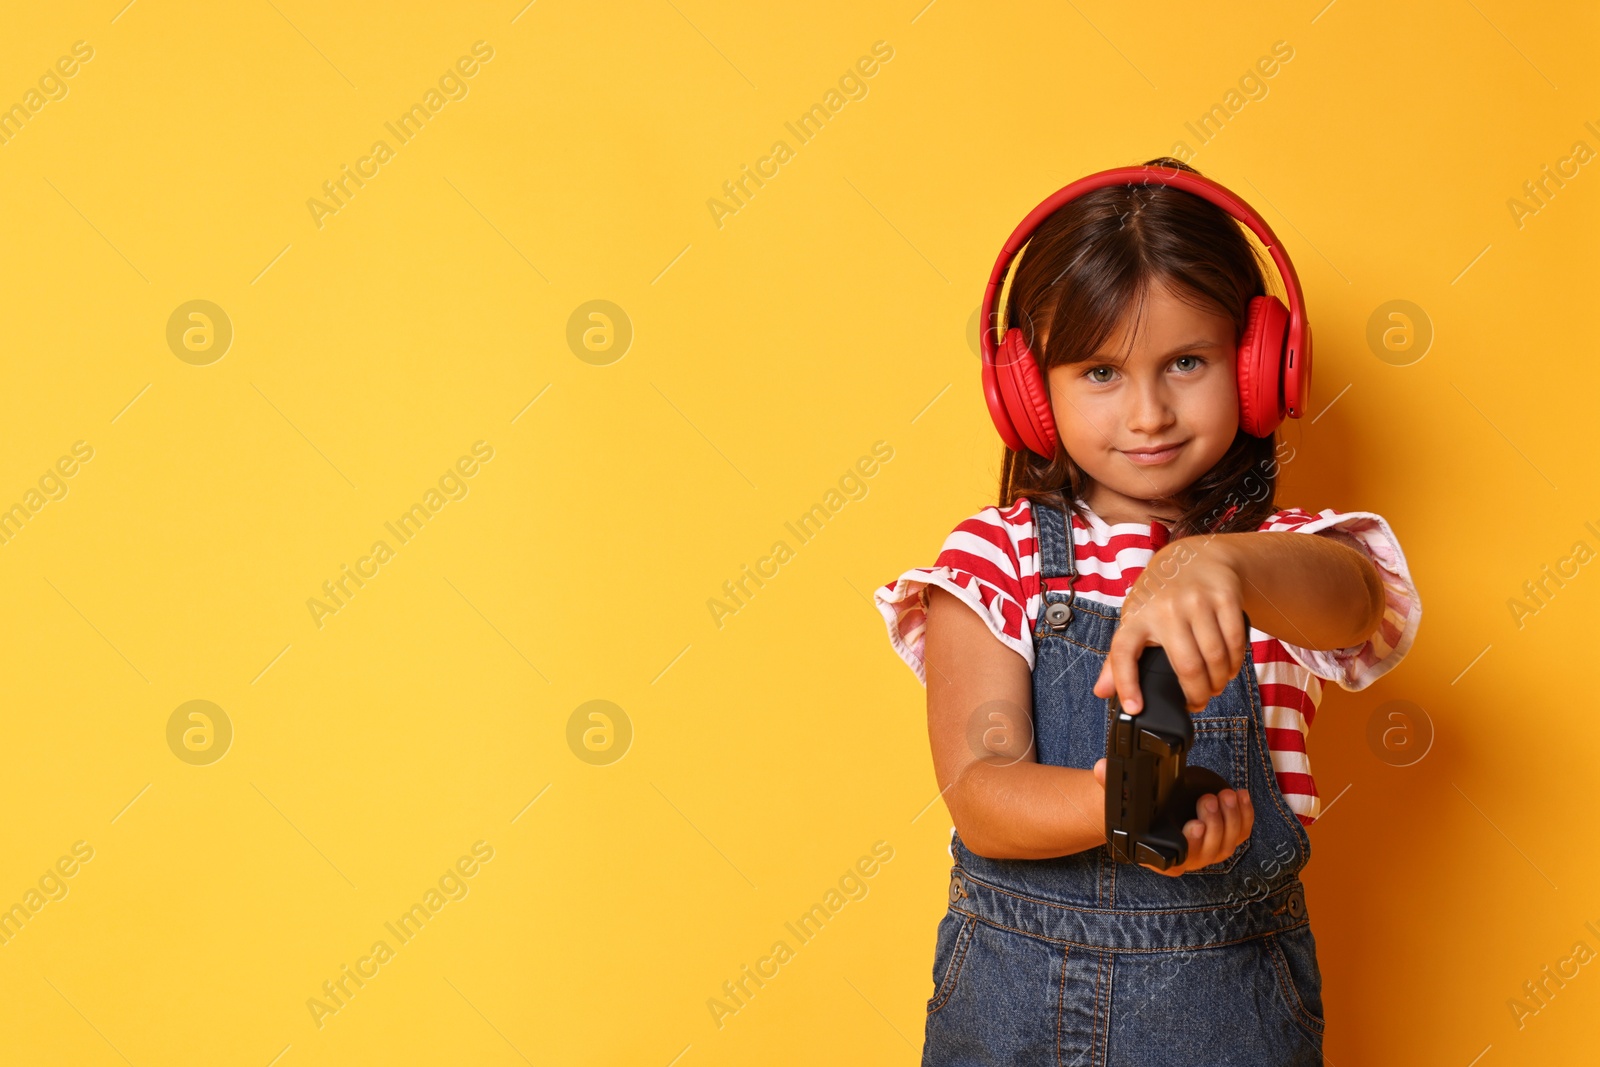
left=1187, top=715, right=1252, bottom=874
left=1266, top=922, right=1327, bottom=1036
left=926, top=909, right=977, bottom=1015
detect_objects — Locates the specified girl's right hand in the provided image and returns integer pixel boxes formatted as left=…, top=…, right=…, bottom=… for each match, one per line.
left=1090, top=537, right=1248, bottom=714
left=1092, top=759, right=1254, bottom=876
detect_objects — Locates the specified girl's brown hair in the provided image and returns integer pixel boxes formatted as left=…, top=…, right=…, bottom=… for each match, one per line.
left=997, top=156, right=1284, bottom=540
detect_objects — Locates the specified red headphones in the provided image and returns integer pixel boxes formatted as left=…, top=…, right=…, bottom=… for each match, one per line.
left=980, top=164, right=1313, bottom=457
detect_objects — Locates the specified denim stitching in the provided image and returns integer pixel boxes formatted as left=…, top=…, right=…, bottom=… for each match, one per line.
left=1191, top=714, right=1253, bottom=874
left=1100, top=950, right=1116, bottom=1067
left=1264, top=931, right=1327, bottom=1037
left=1091, top=949, right=1104, bottom=1067
left=927, top=912, right=978, bottom=1016
left=956, top=866, right=1299, bottom=918
left=1056, top=942, right=1070, bottom=1067
left=950, top=904, right=1311, bottom=954
left=1056, top=947, right=1068, bottom=1062
left=1034, top=629, right=1114, bottom=655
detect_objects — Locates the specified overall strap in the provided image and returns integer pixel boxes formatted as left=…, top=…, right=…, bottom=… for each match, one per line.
left=1034, top=497, right=1080, bottom=633
left=1034, top=496, right=1076, bottom=581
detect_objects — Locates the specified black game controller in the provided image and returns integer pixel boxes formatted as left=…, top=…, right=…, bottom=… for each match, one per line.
left=1104, top=616, right=1247, bottom=870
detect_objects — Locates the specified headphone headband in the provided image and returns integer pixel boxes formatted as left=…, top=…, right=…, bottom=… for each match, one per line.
left=980, top=164, right=1310, bottom=420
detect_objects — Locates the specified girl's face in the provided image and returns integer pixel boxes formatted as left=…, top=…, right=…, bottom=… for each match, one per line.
left=1044, top=277, right=1239, bottom=526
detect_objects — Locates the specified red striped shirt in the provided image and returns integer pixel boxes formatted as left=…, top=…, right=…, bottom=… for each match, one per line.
left=874, top=497, right=1421, bottom=826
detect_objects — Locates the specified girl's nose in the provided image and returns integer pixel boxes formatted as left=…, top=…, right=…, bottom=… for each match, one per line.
left=1126, top=380, right=1175, bottom=433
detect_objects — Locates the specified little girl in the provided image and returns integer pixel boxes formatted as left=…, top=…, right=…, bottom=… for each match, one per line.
left=875, top=158, right=1421, bottom=1065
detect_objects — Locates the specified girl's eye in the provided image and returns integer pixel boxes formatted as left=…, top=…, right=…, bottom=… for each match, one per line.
left=1086, top=366, right=1115, bottom=383
left=1174, top=355, right=1205, bottom=372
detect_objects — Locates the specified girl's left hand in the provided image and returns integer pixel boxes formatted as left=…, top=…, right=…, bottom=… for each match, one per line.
left=1092, top=537, right=1248, bottom=714
left=1092, top=760, right=1253, bottom=876
left=1154, top=786, right=1254, bottom=877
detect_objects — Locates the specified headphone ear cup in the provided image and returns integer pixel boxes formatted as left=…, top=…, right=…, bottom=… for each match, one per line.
left=1236, top=295, right=1289, bottom=437
left=982, top=327, right=1029, bottom=453
left=997, top=328, right=1060, bottom=457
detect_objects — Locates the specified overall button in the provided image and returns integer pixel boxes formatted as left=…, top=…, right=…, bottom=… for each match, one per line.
left=1285, top=887, right=1305, bottom=918
left=949, top=874, right=969, bottom=903
left=1044, top=602, right=1072, bottom=630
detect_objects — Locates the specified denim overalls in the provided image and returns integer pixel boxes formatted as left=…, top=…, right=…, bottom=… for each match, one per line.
left=922, top=499, right=1326, bottom=1066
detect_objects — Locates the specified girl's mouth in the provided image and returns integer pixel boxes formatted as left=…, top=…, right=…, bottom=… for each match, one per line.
left=1119, top=441, right=1187, bottom=466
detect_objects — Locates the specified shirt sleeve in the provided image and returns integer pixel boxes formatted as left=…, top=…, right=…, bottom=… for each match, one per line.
left=1257, top=507, right=1421, bottom=691
left=873, top=505, right=1036, bottom=686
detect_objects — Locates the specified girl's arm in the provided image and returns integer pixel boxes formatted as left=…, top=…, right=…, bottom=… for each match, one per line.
left=1095, top=530, right=1386, bottom=714
left=1223, top=530, right=1386, bottom=652
left=925, top=586, right=1250, bottom=867
left=925, top=586, right=1106, bottom=860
